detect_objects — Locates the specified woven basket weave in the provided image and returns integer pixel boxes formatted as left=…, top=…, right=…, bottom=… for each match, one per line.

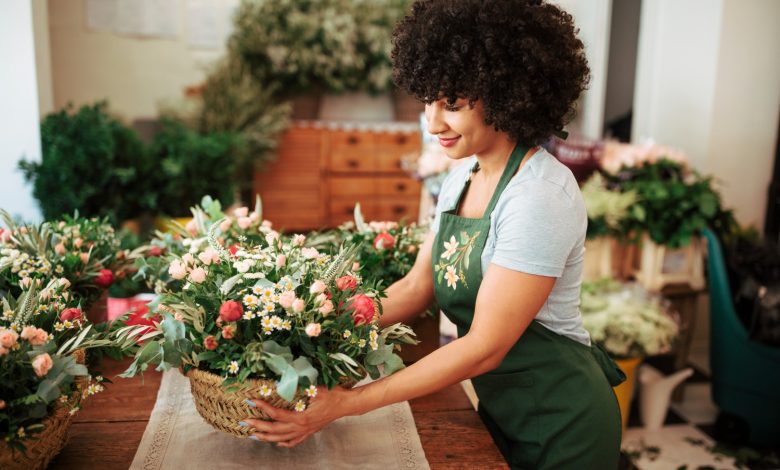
left=187, top=368, right=357, bottom=438
left=0, top=349, right=86, bottom=470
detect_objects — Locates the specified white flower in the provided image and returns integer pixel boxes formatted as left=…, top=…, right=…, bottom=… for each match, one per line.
left=445, top=266, right=459, bottom=290
left=305, top=385, right=317, bottom=398
left=441, top=235, right=458, bottom=260
left=343, top=330, right=351, bottom=339
left=228, top=361, right=240, bottom=375
left=259, top=383, right=273, bottom=397
left=294, top=400, right=306, bottom=412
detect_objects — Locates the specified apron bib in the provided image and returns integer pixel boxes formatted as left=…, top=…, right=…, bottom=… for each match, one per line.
left=431, top=145, right=625, bottom=469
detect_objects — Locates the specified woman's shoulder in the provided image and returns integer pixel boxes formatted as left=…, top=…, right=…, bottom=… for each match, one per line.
left=512, top=148, right=580, bottom=199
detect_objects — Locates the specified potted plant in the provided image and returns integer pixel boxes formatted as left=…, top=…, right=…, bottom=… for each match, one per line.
left=0, top=281, right=112, bottom=470
left=115, top=222, right=417, bottom=438
left=18, top=102, right=155, bottom=226
left=580, top=278, right=679, bottom=429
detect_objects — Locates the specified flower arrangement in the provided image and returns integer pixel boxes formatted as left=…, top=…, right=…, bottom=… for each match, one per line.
left=117, top=222, right=416, bottom=414
left=0, top=281, right=111, bottom=454
left=580, top=172, right=637, bottom=239
left=580, top=279, right=679, bottom=358
left=599, top=140, right=689, bottom=175
left=229, top=0, right=410, bottom=95
left=0, top=211, right=127, bottom=311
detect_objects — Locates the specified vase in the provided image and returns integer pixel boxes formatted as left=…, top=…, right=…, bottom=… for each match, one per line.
left=319, top=92, right=394, bottom=122
left=613, top=356, right=642, bottom=431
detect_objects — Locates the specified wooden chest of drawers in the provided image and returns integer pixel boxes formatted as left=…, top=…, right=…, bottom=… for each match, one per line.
left=254, top=123, right=422, bottom=232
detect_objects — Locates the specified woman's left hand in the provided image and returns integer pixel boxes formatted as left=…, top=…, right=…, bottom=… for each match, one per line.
left=243, top=385, right=353, bottom=448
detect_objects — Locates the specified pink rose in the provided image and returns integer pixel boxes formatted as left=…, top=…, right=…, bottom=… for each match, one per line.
left=0, top=328, right=19, bottom=348
left=348, top=294, right=376, bottom=326
left=21, top=326, right=49, bottom=346
left=292, top=298, right=305, bottom=313
left=0, top=229, right=10, bottom=244
left=352, top=262, right=361, bottom=272
left=238, top=217, right=252, bottom=229
left=182, top=253, right=195, bottom=265
left=301, top=247, right=319, bottom=259
left=336, top=275, right=358, bottom=292
left=292, top=234, right=306, bottom=247
left=73, top=238, right=83, bottom=249
left=0, top=399, right=5, bottom=409
left=59, top=307, right=82, bottom=323
left=279, top=291, right=296, bottom=309
left=79, top=253, right=90, bottom=264
left=219, top=218, right=233, bottom=233
left=32, top=353, right=53, bottom=377
left=95, top=269, right=114, bottom=288
left=54, top=242, right=66, bottom=255
left=249, top=212, right=260, bottom=223
left=261, top=220, right=272, bottom=228
left=168, top=261, right=187, bottom=280
left=221, top=325, right=235, bottom=340
left=318, top=300, right=334, bottom=316
left=373, top=232, right=396, bottom=250
left=203, top=335, right=218, bottom=351
left=305, top=323, right=322, bottom=337
left=198, top=248, right=220, bottom=265
left=219, top=301, right=243, bottom=322
left=234, top=207, right=249, bottom=218
left=189, top=267, right=207, bottom=283
left=265, top=232, right=279, bottom=245
left=315, top=293, right=327, bottom=304
left=20, top=277, right=32, bottom=288
left=309, top=280, right=326, bottom=294
left=58, top=278, right=71, bottom=289
left=185, top=219, right=198, bottom=236
left=276, top=255, right=287, bottom=268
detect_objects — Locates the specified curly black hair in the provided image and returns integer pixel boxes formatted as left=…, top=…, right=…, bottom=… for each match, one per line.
left=392, top=0, right=590, bottom=146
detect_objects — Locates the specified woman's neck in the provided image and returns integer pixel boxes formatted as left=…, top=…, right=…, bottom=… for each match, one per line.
left=474, top=137, right=518, bottom=179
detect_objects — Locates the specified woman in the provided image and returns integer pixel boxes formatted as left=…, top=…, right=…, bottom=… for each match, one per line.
left=244, top=1, right=625, bottom=467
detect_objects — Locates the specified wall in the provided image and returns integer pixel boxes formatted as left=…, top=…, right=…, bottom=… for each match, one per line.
left=46, top=0, right=231, bottom=122
left=632, top=0, right=780, bottom=229
left=0, top=1, right=44, bottom=222
left=603, top=0, right=641, bottom=126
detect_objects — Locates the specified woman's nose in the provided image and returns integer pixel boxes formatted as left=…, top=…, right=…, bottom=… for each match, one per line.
left=424, top=103, right=447, bottom=135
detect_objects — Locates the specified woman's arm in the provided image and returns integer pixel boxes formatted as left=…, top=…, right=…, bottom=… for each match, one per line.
left=245, top=263, right=556, bottom=446
left=377, top=231, right=436, bottom=327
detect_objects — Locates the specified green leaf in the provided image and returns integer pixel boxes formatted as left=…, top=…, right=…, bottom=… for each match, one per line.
left=161, top=314, right=185, bottom=344
left=366, top=346, right=392, bottom=366
left=383, top=353, right=405, bottom=375
left=292, top=357, right=318, bottom=385
left=460, top=231, right=469, bottom=245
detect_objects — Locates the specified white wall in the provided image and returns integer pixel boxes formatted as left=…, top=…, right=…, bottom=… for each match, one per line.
left=47, top=0, right=230, bottom=121
left=632, top=0, right=780, bottom=229
left=603, top=0, right=641, bottom=126
left=33, top=0, right=54, bottom=117
left=0, top=1, right=43, bottom=222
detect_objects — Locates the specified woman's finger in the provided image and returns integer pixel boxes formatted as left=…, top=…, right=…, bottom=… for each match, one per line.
left=250, top=430, right=304, bottom=443
left=241, top=418, right=298, bottom=434
left=277, top=431, right=314, bottom=448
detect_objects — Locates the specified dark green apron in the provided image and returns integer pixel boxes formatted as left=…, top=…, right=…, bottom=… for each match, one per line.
left=431, top=145, right=626, bottom=469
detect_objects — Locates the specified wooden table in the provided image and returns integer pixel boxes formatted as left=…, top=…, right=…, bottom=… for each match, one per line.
left=48, top=358, right=507, bottom=469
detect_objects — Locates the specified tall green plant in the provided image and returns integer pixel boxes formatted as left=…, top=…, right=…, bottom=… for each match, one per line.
left=19, top=102, right=154, bottom=222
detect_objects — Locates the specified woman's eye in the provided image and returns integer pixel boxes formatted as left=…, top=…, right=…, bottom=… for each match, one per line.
left=444, top=104, right=461, bottom=112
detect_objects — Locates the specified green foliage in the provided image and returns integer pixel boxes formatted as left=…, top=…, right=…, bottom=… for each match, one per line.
left=603, top=159, right=737, bottom=248
left=149, top=118, right=243, bottom=217
left=19, top=102, right=154, bottom=222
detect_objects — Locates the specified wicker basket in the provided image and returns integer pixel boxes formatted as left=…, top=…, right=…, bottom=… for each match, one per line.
left=0, top=350, right=86, bottom=470
left=186, top=368, right=356, bottom=438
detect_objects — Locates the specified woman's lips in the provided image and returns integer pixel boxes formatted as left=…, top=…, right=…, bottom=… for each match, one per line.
left=438, top=136, right=460, bottom=148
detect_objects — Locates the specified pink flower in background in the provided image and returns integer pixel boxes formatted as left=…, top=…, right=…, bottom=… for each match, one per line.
left=261, top=220, right=272, bottom=228
left=276, top=255, right=287, bottom=268
left=292, top=234, right=306, bottom=247
left=198, top=248, right=220, bottom=265
left=249, top=212, right=260, bottom=223
left=21, top=326, right=49, bottom=346
left=234, top=207, right=249, bottom=218
left=373, top=232, right=395, bottom=251
left=168, top=261, right=187, bottom=280
left=185, top=219, right=198, bottom=236
left=336, top=275, right=358, bottom=291
left=219, top=301, right=243, bottom=322
left=0, top=328, right=19, bottom=348
left=189, top=267, right=207, bottom=283
left=95, top=269, right=114, bottom=288
left=58, top=278, right=71, bottom=289
left=265, top=232, right=279, bottom=245
left=301, top=247, right=319, bottom=259
left=309, top=280, right=326, bottom=294
left=79, top=253, right=90, bottom=264
left=219, top=218, right=233, bottom=232
left=318, top=300, right=334, bottom=316
left=32, top=353, right=53, bottom=377
left=279, top=291, right=296, bottom=309
left=148, top=246, right=163, bottom=257
left=221, top=325, right=235, bottom=340
left=204, top=335, right=218, bottom=351
left=73, top=238, right=83, bottom=249
left=348, top=294, right=376, bottom=325
left=305, top=323, right=322, bottom=337
left=292, top=298, right=305, bottom=313
left=0, top=228, right=11, bottom=244
left=59, top=307, right=82, bottom=323
left=238, top=217, right=252, bottom=229
left=54, top=242, right=66, bottom=255
left=182, top=253, right=194, bottom=265
left=352, top=262, right=361, bottom=272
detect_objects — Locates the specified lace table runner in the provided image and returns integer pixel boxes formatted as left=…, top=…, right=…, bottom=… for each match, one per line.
left=130, top=369, right=430, bottom=470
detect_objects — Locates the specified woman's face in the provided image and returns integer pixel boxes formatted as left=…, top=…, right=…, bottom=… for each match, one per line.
left=424, top=98, right=507, bottom=159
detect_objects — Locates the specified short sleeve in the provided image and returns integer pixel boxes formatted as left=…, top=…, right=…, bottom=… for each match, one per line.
left=490, top=179, right=585, bottom=277
left=430, top=161, right=472, bottom=233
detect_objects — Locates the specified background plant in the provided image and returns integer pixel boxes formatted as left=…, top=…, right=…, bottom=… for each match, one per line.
left=18, top=102, right=155, bottom=223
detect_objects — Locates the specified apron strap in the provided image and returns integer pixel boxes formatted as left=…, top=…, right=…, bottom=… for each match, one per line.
left=482, top=144, right=529, bottom=218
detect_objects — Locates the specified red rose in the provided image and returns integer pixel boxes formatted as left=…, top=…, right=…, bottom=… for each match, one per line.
left=60, top=308, right=82, bottom=323
left=95, top=269, right=114, bottom=288
left=228, top=244, right=239, bottom=256
left=124, top=305, right=159, bottom=343
left=219, top=301, right=243, bottom=322
left=335, top=275, right=358, bottom=292
left=373, top=232, right=396, bottom=251
left=204, top=335, right=218, bottom=351
left=148, top=246, right=163, bottom=257
left=348, top=294, right=376, bottom=326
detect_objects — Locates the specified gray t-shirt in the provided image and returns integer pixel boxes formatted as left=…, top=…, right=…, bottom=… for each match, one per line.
left=432, top=148, right=591, bottom=345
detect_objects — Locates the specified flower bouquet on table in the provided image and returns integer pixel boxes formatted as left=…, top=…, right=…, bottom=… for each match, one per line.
left=115, top=223, right=417, bottom=438
left=0, top=211, right=128, bottom=318
left=0, top=280, right=113, bottom=470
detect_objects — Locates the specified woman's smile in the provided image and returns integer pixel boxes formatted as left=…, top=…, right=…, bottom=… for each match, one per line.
left=437, top=135, right=461, bottom=148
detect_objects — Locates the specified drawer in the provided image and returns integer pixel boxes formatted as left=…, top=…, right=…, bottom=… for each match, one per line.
left=328, top=176, right=376, bottom=198
left=377, top=176, right=422, bottom=198
left=376, top=132, right=421, bottom=172
left=329, top=130, right=377, bottom=172
left=329, top=198, right=378, bottom=226
left=376, top=198, right=419, bottom=223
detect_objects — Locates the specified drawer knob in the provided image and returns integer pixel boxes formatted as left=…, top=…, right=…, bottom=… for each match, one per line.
left=396, top=135, right=407, bottom=145
left=393, top=206, right=406, bottom=215
left=396, top=183, right=407, bottom=192
left=347, top=136, right=359, bottom=145
left=347, top=159, right=359, bottom=168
